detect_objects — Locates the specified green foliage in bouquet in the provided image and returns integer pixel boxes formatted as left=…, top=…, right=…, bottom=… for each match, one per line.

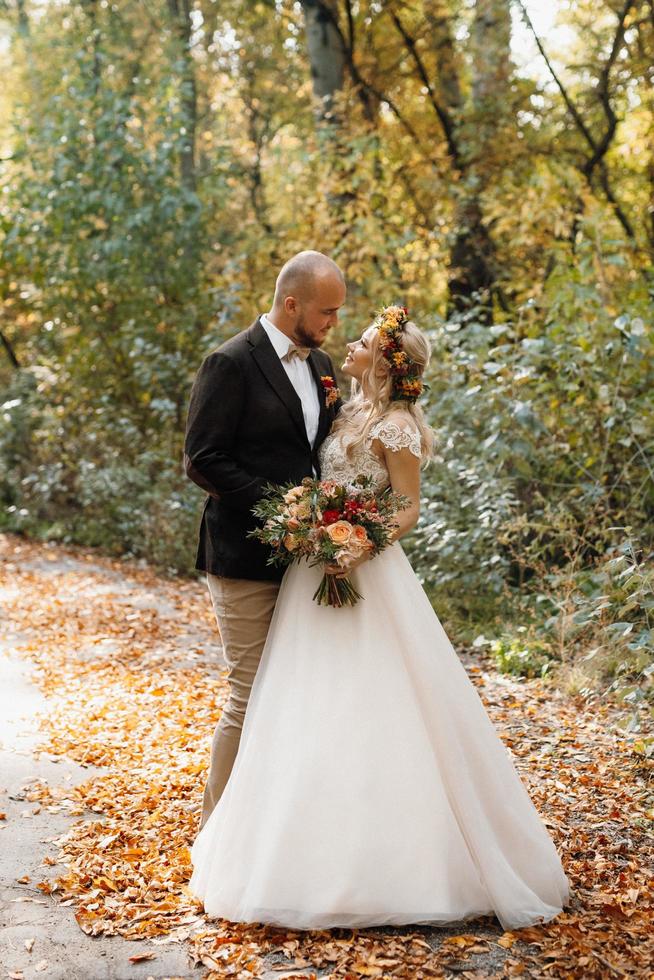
left=249, top=476, right=410, bottom=607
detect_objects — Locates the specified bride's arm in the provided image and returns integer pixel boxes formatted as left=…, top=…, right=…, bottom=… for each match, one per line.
left=379, top=442, right=421, bottom=542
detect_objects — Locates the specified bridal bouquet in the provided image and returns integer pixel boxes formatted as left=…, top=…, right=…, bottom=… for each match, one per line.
left=249, top=476, right=409, bottom=607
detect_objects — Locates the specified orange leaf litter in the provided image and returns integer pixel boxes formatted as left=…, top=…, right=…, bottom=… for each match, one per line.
left=1, top=534, right=652, bottom=979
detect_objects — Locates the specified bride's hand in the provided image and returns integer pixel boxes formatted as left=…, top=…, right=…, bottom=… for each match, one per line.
left=325, top=552, right=371, bottom=579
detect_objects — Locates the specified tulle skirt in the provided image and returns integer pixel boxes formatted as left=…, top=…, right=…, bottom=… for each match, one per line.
left=189, top=542, right=570, bottom=931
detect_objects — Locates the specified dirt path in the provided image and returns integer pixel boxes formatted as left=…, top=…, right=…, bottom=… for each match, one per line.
left=0, top=533, right=652, bottom=979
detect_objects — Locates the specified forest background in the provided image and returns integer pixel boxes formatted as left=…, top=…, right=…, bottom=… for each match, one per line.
left=0, top=0, right=652, bottom=719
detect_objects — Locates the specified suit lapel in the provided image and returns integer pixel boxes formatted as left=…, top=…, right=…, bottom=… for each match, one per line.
left=248, top=318, right=309, bottom=444
left=307, top=352, right=330, bottom=448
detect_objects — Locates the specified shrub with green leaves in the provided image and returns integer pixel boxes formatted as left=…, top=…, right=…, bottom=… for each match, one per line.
left=407, top=282, right=653, bottom=603
left=490, top=632, right=556, bottom=679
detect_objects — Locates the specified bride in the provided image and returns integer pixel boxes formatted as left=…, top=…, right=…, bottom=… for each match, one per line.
left=188, top=306, right=570, bottom=932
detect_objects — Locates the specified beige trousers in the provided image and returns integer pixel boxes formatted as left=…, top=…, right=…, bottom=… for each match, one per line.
left=199, top=573, right=281, bottom=830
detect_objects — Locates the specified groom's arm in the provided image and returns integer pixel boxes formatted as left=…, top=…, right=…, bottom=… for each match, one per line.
left=184, top=350, right=265, bottom=512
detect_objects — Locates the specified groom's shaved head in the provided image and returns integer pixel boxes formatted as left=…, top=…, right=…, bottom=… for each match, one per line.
left=269, top=249, right=346, bottom=349
left=273, top=250, right=344, bottom=305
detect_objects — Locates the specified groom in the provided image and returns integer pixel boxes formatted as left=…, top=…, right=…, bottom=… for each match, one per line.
left=184, top=250, right=346, bottom=829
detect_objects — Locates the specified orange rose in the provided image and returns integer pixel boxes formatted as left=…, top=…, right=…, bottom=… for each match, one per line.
left=286, top=517, right=300, bottom=531
left=351, top=525, right=371, bottom=548
left=325, top=520, right=353, bottom=546
left=284, top=533, right=299, bottom=551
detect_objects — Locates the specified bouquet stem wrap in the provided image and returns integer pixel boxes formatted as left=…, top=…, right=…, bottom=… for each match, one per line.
left=313, top=572, right=363, bottom=608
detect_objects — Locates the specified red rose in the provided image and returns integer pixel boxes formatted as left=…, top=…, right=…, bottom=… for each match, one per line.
left=322, top=509, right=341, bottom=525
left=321, top=375, right=335, bottom=388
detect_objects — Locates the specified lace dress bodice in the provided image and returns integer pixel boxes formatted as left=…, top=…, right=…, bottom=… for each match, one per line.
left=318, top=415, right=422, bottom=492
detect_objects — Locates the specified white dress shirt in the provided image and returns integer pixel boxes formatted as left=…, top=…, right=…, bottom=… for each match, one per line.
left=260, top=313, right=321, bottom=448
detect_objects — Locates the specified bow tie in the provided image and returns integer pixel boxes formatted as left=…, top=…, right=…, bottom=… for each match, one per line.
left=286, top=344, right=311, bottom=361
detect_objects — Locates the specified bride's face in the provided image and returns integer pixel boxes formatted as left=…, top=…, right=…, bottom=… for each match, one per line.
left=342, top=325, right=376, bottom=380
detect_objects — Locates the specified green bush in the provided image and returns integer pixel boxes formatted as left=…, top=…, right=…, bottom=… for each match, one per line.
left=490, top=631, right=557, bottom=679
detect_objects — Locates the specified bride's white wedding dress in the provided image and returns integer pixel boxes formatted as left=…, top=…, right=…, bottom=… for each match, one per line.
left=189, top=415, right=570, bottom=931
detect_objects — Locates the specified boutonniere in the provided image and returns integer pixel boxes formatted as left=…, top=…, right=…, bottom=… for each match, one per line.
left=320, top=375, right=340, bottom=408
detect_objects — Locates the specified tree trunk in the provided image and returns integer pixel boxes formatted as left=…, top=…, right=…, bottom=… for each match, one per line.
left=425, top=0, right=463, bottom=116
left=299, top=0, right=359, bottom=224
left=16, top=0, right=29, bottom=36
left=167, top=0, right=197, bottom=193
left=470, top=0, right=513, bottom=113
left=300, top=0, right=345, bottom=122
left=448, top=0, right=513, bottom=319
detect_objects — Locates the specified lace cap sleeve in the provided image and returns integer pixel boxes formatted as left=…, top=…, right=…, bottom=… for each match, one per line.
left=369, top=415, right=422, bottom=459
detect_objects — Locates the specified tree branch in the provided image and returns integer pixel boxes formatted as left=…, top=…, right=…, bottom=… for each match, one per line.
left=344, top=0, right=355, bottom=54
left=389, top=10, right=461, bottom=168
left=0, top=326, right=20, bottom=368
left=514, top=0, right=636, bottom=240
left=300, top=1, right=444, bottom=166
left=583, top=0, right=635, bottom=179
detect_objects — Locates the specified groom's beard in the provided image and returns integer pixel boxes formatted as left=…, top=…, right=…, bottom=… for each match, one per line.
left=293, top=315, right=322, bottom=349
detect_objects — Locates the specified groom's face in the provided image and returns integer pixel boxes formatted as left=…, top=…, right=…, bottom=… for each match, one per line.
left=291, top=275, right=346, bottom=349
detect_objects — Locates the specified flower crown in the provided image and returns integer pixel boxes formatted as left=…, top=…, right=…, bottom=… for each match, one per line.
left=373, top=304, right=425, bottom=403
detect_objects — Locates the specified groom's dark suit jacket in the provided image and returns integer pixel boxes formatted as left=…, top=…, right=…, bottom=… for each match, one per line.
left=184, top=317, right=342, bottom=581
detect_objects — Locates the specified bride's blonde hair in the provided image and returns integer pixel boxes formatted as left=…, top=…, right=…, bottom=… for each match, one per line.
left=332, top=317, right=434, bottom=463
